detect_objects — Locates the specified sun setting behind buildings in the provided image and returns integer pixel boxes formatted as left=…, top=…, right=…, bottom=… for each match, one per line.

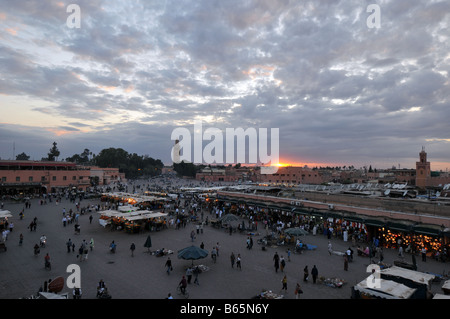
left=0, top=1, right=449, bottom=172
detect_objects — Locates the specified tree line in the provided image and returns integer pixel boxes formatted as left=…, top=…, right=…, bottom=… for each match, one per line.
left=15, top=142, right=164, bottom=179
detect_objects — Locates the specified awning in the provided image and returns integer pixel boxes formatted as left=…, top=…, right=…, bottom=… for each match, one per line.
left=325, top=211, right=343, bottom=219
left=364, top=218, right=386, bottom=227
left=343, top=214, right=364, bottom=223
left=387, top=221, right=414, bottom=232
left=292, top=208, right=310, bottom=215
left=412, top=224, right=443, bottom=237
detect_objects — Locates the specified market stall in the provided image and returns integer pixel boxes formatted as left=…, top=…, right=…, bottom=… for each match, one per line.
left=379, top=266, right=435, bottom=299
left=99, top=209, right=168, bottom=232
left=0, top=210, right=13, bottom=230
left=352, top=278, right=417, bottom=299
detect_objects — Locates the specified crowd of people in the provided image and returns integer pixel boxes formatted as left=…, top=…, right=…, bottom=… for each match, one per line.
left=2, top=175, right=448, bottom=299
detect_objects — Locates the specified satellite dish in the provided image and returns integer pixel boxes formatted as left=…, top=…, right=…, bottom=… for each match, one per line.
left=384, top=189, right=390, bottom=196
left=403, top=191, right=408, bottom=197
left=436, top=192, right=441, bottom=197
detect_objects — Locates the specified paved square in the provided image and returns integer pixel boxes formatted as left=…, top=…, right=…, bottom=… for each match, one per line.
left=0, top=190, right=448, bottom=299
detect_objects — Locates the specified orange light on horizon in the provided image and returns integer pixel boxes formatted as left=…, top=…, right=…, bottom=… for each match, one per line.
left=275, top=162, right=289, bottom=167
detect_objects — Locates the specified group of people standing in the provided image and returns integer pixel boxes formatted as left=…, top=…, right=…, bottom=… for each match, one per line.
left=271, top=251, right=320, bottom=298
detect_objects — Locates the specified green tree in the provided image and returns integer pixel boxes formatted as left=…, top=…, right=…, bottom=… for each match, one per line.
left=93, top=148, right=163, bottom=178
left=66, top=148, right=91, bottom=164
left=47, top=142, right=60, bottom=161
left=173, top=161, right=200, bottom=177
left=16, top=152, right=30, bottom=160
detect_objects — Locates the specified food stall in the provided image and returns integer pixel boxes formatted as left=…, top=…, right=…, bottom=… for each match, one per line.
left=379, top=266, right=435, bottom=299
left=0, top=210, right=13, bottom=230
left=352, top=278, right=417, bottom=299
left=99, top=209, right=168, bottom=233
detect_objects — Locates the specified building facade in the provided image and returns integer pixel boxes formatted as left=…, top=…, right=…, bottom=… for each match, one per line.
left=259, top=166, right=325, bottom=185
left=89, top=167, right=126, bottom=186
left=416, top=147, right=431, bottom=189
left=415, top=148, right=450, bottom=189
left=0, top=160, right=125, bottom=195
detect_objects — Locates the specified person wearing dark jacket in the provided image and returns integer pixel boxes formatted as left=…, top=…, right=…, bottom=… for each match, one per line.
left=311, top=265, right=319, bottom=283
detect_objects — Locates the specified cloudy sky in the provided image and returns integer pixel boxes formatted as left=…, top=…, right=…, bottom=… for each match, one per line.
left=1, top=0, right=449, bottom=170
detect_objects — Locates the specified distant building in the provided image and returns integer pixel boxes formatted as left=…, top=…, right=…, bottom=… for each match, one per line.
left=89, top=167, right=126, bottom=186
left=0, top=160, right=125, bottom=195
left=415, top=148, right=450, bottom=189
left=416, top=147, right=431, bottom=189
left=259, top=166, right=325, bottom=185
left=196, top=166, right=258, bottom=182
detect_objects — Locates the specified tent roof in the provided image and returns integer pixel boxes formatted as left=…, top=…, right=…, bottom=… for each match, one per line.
left=354, top=278, right=417, bottom=299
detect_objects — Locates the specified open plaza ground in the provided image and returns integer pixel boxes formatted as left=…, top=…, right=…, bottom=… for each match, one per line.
left=0, top=181, right=449, bottom=300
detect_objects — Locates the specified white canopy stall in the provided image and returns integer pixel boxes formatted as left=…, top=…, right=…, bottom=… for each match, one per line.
left=353, top=278, right=417, bottom=299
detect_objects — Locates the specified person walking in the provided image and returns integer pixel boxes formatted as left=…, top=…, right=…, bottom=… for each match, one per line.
left=236, top=254, right=241, bottom=270
left=73, top=287, right=82, bottom=299
left=165, top=257, right=172, bottom=275
left=186, top=267, right=193, bottom=284
left=281, top=275, right=288, bottom=294
left=230, top=252, right=235, bottom=268
left=211, top=247, right=217, bottom=263
left=398, top=245, right=404, bottom=258
left=89, top=238, right=94, bottom=251
left=130, top=243, right=136, bottom=257
left=83, top=245, right=89, bottom=261
left=273, top=252, right=280, bottom=273
left=193, top=266, right=200, bottom=285
left=421, top=247, right=427, bottom=262
left=89, top=215, right=93, bottom=224
left=179, top=276, right=187, bottom=295
left=78, top=246, right=84, bottom=262
left=294, top=283, right=303, bottom=299
left=311, top=265, right=318, bottom=284
left=66, top=239, right=72, bottom=253
left=303, top=266, right=309, bottom=282
left=280, top=256, right=286, bottom=272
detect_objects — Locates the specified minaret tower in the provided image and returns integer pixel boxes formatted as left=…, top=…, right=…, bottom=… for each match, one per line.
left=415, top=146, right=430, bottom=188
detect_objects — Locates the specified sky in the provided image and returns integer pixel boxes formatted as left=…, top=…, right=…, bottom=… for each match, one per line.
left=0, top=0, right=449, bottom=171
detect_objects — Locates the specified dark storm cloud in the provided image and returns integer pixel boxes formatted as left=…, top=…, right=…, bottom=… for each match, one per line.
left=0, top=0, right=449, bottom=168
